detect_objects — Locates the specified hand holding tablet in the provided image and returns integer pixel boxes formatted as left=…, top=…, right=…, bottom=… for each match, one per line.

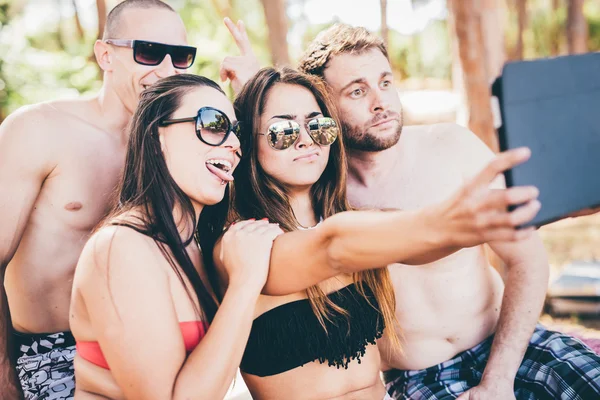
left=492, top=52, right=600, bottom=227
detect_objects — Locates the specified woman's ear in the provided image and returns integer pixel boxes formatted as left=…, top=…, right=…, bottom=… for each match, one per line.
left=158, top=130, right=166, bottom=152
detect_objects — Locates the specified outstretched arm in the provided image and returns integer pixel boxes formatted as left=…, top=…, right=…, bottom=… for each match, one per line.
left=216, top=148, right=540, bottom=296
left=0, top=108, right=55, bottom=398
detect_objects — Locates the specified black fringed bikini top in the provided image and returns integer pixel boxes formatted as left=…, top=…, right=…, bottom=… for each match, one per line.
left=240, top=283, right=385, bottom=377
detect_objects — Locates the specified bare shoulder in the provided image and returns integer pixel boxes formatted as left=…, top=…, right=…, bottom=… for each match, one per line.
left=45, top=97, right=95, bottom=118
left=78, top=222, right=164, bottom=281
left=407, top=123, right=495, bottom=174
left=0, top=103, right=56, bottom=141
left=0, top=103, right=66, bottom=174
left=402, top=123, right=482, bottom=150
left=0, top=99, right=93, bottom=145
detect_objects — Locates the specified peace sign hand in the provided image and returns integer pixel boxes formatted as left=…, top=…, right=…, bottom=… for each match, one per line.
left=220, top=17, right=261, bottom=94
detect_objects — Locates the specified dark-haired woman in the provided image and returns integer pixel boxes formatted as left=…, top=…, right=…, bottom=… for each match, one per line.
left=212, top=67, right=540, bottom=400
left=69, top=74, right=282, bottom=399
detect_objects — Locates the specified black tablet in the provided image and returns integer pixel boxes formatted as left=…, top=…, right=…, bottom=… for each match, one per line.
left=492, top=53, right=600, bottom=228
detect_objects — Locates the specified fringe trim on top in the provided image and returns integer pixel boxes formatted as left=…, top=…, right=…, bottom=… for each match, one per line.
left=240, top=283, right=384, bottom=377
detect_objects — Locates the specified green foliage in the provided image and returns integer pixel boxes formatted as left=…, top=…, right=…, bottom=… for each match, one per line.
left=528, top=5, right=566, bottom=58
left=505, top=0, right=600, bottom=60
left=0, top=10, right=100, bottom=120
left=393, top=20, right=450, bottom=80
left=1, top=0, right=600, bottom=121
left=178, top=0, right=272, bottom=97
left=587, top=2, right=600, bottom=51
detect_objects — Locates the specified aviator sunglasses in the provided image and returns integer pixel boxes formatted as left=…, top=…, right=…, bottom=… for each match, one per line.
left=104, top=39, right=197, bottom=69
left=258, top=117, right=339, bottom=150
left=160, top=107, right=241, bottom=147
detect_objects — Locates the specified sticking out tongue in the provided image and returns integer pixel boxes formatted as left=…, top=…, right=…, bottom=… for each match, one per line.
left=206, top=163, right=234, bottom=182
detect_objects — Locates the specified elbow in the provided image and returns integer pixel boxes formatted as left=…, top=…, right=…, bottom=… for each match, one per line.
left=325, top=238, right=348, bottom=273
left=320, top=214, right=351, bottom=272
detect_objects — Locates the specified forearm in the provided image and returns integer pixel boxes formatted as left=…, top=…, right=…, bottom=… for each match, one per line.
left=173, top=284, right=258, bottom=400
left=326, top=208, right=449, bottom=272
left=262, top=207, right=453, bottom=295
left=483, top=252, right=549, bottom=382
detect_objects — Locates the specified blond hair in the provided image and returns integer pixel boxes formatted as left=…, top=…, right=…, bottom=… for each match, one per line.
left=298, top=24, right=389, bottom=78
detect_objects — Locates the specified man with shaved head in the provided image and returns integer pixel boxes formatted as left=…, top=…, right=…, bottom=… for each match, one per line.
left=0, top=1, right=194, bottom=398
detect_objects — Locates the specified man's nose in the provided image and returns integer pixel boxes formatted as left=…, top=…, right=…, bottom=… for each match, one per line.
left=155, top=54, right=177, bottom=78
left=371, top=88, right=390, bottom=113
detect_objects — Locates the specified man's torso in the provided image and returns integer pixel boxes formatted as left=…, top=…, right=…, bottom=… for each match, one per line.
left=347, top=124, right=505, bottom=371
left=5, top=100, right=126, bottom=333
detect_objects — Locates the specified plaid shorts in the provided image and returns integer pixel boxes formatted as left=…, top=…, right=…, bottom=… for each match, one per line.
left=383, top=324, right=600, bottom=400
left=14, top=331, right=76, bottom=400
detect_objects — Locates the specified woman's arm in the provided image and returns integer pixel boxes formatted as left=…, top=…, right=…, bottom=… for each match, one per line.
left=261, top=208, right=447, bottom=295
left=215, top=148, right=540, bottom=296
left=75, top=223, right=279, bottom=400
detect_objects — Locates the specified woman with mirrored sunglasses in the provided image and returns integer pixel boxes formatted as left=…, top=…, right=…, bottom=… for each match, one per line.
left=69, top=74, right=283, bottom=400
left=208, top=67, right=540, bottom=400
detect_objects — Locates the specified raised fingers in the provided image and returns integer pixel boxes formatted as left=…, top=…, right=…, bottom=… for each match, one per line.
left=485, top=199, right=541, bottom=229
left=504, top=199, right=542, bottom=228
left=224, top=17, right=253, bottom=56
left=472, top=147, right=531, bottom=188
left=485, top=186, right=539, bottom=210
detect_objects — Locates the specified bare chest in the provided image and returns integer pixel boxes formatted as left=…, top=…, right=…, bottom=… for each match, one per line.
left=348, top=155, right=465, bottom=211
left=34, top=134, right=126, bottom=231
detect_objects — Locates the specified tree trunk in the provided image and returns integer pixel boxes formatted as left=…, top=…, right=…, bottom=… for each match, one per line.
left=380, top=0, right=389, bottom=49
left=480, top=0, right=506, bottom=82
left=55, top=0, right=66, bottom=50
left=260, top=0, right=291, bottom=66
left=448, top=0, right=498, bottom=152
left=567, top=0, right=588, bottom=54
left=447, top=6, right=468, bottom=126
left=550, top=0, right=562, bottom=56
left=96, top=0, right=107, bottom=40
left=72, top=0, right=85, bottom=41
left=514, top=0, right=527, bottom=60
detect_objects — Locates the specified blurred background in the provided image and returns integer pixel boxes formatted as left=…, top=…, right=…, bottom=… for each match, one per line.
left=0, top=1, right=599, bottom=396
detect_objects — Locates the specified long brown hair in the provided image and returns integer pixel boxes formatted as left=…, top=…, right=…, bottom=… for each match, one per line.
left=233, top=67, right=399, bottom=346
left=102, top=74, right=230, bottom=323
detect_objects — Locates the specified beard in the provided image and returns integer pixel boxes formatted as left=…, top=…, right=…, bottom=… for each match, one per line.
left=342, top=108, right=404, bottom=152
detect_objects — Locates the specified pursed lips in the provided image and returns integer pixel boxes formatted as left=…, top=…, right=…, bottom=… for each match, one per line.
left=293, top=151, right=320, bottom=162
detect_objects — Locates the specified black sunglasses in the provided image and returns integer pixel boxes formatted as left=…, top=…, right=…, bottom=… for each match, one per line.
left=104, top=39, right=196, bottom=69
left=258, top=117, right=339, bottom=150
left=160, top=107, right=241, bottom=148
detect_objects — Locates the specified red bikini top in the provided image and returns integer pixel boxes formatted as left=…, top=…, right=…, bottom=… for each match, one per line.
left=76, top=321, right=208, bottom=370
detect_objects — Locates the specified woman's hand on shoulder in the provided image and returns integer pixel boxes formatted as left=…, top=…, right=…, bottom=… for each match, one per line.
left=218, top=219, right=283, bottom=290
